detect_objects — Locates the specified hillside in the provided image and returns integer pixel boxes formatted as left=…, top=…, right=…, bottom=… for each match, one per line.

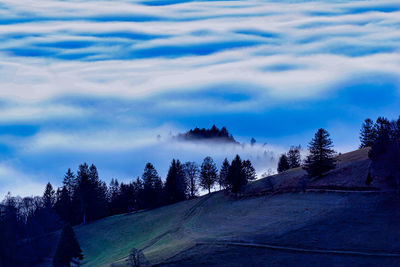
left=37, top=149, right=400, bottom=266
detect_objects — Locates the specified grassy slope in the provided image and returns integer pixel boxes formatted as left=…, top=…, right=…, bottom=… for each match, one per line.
left=38, top=149, right=400, bottom=266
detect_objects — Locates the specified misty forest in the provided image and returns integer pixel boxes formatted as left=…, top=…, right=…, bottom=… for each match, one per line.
left=1, top=0, right=400, bottom=266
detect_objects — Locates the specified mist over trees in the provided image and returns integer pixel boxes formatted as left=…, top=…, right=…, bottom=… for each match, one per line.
left=177, top=125, right=238, bottom=144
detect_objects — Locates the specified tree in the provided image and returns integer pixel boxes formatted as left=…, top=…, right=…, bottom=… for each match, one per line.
left=287, top=145, right=301, bottom=168
left=277, top=154, right=290, bottom=173
left=369, top=116, right=400, bottom=192
left=43, top=182, right=55, bottom=209
left=165, top=159, right=187, bottom=204
left=53, top=223, right=83, bottom=267
left=142, top=163, right=163, bottom=209
left=218, top=158, right=230, bottom=190
left=227, top=155, right=247, bottom=193
left=303, top=128, right=336, bottom=178
left=183, top=162, right=199, bottom=198
left=250, top=137, right=256, bottom=146
left=359, top=118, right=377, bottom=148
left=63, top=169, right=76, bottom=196
left=200, top=157, right=218, bottom=193
left=55, top=186, right=72, bottom=224
left=242, top=159, right=256, bottom=181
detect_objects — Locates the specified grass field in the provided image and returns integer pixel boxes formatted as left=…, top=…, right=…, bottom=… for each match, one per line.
left=37, top=149, right=400, bottom=266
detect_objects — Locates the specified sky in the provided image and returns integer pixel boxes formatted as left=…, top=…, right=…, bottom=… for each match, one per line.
left=0, top=0, right=399, bottom=197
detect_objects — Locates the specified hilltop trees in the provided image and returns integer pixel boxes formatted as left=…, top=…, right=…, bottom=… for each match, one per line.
left=200, top=156, right=218, bottom=193
left=183, top=162, right=199, bottom=198
left=303, top=128, right=336, bottom=178
left=277, top=154, right=290, bottom=173
left=53, top=224, right=83, bottom=267
left=165, top=159, right=187, bottom=204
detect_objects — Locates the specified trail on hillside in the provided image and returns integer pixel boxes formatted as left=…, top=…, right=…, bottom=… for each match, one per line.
left=196, top=241, right=400, bottom=258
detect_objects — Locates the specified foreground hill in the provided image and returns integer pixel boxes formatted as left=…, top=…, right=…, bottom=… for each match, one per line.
left=38, top=149, right=400, bottom=266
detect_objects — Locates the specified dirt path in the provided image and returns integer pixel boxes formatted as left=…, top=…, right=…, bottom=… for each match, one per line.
left=197, top=240, right=400, bottom=258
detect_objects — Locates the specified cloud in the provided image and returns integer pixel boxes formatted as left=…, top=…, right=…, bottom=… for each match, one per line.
left=0, top=0, right=399, bottom=196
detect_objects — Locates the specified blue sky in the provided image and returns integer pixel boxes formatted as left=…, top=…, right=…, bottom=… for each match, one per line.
left=0, top=0, right=399, bottom=197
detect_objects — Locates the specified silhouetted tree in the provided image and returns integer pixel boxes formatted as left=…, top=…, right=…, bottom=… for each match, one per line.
left=242, top=159, right=256, bottom=181
left=303, top=129, right=336, bottom=178
left=250, top=137, right=256, bottom=146
left=183, top=162, right=199, bottom=198
left=55, top=186, right=72, bottom=224
left=63, top=168, right=76, bottom=196
left=43, top=182, right=55, bottom=209
left=200, top=156, right=218, bottom=193
left=218, top=158, right=230, bottom=190
left=53, top=223, right=83, bottom=267
left=359, top=118, right=377, bottom=148
left=277, top=154, right=290, bottom=173
left=369, top=116, right=400, bottom=192
left=227, top=155, right=247, bottom=193
left=142, top=163, right=163, bottom=209
left=287, top=145, right=301, bottom=168
left=165, top=159, right=187, bottom=204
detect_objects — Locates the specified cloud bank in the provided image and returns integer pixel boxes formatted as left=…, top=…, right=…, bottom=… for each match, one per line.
left=0, top=0, right=399, bottom=196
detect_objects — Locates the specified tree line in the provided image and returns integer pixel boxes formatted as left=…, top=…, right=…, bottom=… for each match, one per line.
left=0, top=155, right=256, bottom=266
left=276, top=115, right=400, bottom=189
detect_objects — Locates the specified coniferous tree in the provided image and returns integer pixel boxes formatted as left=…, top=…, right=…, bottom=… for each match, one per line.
left=369, top=116, right=400, bottom=192
left=242, top=159, right=256, bottom=181
left=287, top=145, right=302, bottom=168
left=55, top=186, right=72, bottom=224
left=142, top=163, right=163, bottom=209
left=277, top=154, right=290, bottom=173
left=183, top=162, right=199, bottom=198
left=303, top=128, right=336, bottom=178
left=74, top=163, right=91, bottom=224
left=53, top=223, right=83, bottom=267
left=43, top=182, right=55, bottom=209
left=218, top=158, right=230, bottom=190
left=63, top=169, right=76, bottom=196
left=200, top=156, right=218, bottom=193
left=165, top=159, right=187, bottom=204
left=359, top=118, right=377, bottom=148
left=227, top=155, right=247, bottom=193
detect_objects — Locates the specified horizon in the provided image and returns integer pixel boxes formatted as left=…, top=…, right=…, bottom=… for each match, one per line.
left=1, top=0, right=400, bottom=197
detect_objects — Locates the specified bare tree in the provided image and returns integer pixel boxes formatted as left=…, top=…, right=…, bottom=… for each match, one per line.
left=183, top=162, right=199, bottom=198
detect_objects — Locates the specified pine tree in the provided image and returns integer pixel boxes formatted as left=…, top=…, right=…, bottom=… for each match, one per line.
left=63, top=168, right=76, bottom=196
left=242, top=160, right=256, bottom=181
left=165, top=159, right=187, bottom=204
left=55, top=186, right=72, bottom=223
left=200, top=156, right=218, bottom=193
left=287, top=145, right=301, bottom=168
left=359, top=118, right=377, bottom=148
left=53, top=223, right=83, bottom=267
left=218, top=158, right=230, bottom=190
left=43, top=182, right=55, bottom=209
left=227, top=155, right=247, bottom=193
left=183, top=162, right=199, bottom=198
left=277, top=154, right=290, bottom=173
left=303, top=128, right=336, bottom=178
left=142, top=163, right=163, bottom=208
